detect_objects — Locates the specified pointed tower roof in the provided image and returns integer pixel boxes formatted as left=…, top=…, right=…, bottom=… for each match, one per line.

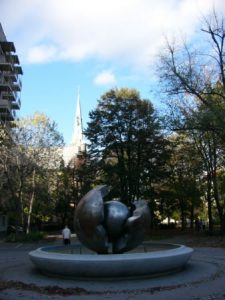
left=71, top=88, right=83, bottom=145
left=63, top=89, right=85, bottom=165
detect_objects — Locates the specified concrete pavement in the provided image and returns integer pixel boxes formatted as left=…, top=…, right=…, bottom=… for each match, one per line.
left=0, top=238, right=225, bottom=299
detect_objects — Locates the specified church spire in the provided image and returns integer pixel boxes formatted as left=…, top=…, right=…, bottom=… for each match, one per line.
left=63, top=89, right=85, bottom=165
left=71, top=88, right=83, bottom=148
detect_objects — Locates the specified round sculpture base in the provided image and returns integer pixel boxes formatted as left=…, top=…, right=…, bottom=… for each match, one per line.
left=29, top=242, right=193, bottom=279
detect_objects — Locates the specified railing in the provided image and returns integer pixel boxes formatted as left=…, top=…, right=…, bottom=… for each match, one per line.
left=11, top=98, right=21, bottom=110
left=0, top=75, right=22, bottom=92
left=1, top=90, right=17, bottom=101
left=5, top=53, right=20, bottom=64
left=0, top=81, right=12, bottom=92
left=3, top=72, right=17, bottom=82
left=11, top=109, right=16, bottom=118
left=0, top=62, right=13, bottom=72
left=0, top=99, right=14, bottom=121
left=0, top=41, right=16, bottom=53
left=12, top=78, right=22, bottom=91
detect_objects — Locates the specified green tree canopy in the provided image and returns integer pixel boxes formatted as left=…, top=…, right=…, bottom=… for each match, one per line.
left=85, top=88, right=170, bottom=205
left=0, top=113, right=64, bottom=232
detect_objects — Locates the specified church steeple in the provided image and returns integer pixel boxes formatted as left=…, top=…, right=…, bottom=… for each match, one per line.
left=71, top=88, right=83, bottom=149
left=63, top=89, right=85, bottom=165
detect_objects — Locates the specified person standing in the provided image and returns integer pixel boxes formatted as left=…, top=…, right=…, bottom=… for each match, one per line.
left=62, top=225, right=71, bottom=245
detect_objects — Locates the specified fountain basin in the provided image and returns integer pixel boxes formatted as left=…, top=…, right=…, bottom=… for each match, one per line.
left=29, top=242, right=193, bottom=279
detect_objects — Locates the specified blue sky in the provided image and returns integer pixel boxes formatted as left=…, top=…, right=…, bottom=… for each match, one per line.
left=0, top=0, right=224, bottom=144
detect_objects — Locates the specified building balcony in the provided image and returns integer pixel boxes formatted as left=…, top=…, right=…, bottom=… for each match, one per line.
left=11, top=98, right=21, bottom=110
left=3, top=73, right=17, bottom=82
left=0, top=99, right=15, bottom=121
left=0, top=82, right=13, bottom=92
left=0, top=110, right=15, bottom=121
left=0, top=41, right=16, bottom=53
left=1, top=88, right=21, bottom=110
left=12, top=78, right=22, bottom=92
left=5, top=54, right=20, bottom=64
left=0, top=102, right=15, bottom=121
left=0, top=99, right=11, bottom=112
left=0, top=77, right=21, bottom=93
left=12, top=82, right=21, bottom=92
left=0, top=59, right=23, bottom=77
left=14, top=65, right=23, bottom=75
left=0, top=62, right=13, bottom=72
left=1, top=90, right=17, bottom=102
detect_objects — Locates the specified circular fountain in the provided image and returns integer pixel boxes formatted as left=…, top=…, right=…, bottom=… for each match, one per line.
left=29, top=185, right=193, bottom=278
left=29, top=242, right=193, bottom=278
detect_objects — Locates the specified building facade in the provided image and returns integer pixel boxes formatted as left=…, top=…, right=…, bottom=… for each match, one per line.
left=0, top=23, right=23, bottom=129
left=0, top=23, right=23, bottom=232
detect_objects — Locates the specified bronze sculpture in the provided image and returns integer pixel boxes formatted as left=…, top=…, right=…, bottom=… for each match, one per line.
left=74, top=185, right=150, bottom=254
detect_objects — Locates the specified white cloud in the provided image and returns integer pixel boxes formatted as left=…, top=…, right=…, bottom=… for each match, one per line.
left=94, top=70, right=116, bottom=86
left=27, top=44, right=57, bottom=63
left=1, top=0, right=225, bottom=68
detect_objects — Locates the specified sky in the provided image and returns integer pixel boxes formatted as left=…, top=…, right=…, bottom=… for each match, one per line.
left=0, top=0, right=225, bottom=144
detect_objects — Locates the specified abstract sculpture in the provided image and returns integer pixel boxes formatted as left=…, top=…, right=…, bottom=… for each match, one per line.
left=74, top=185, right=150, bottom=254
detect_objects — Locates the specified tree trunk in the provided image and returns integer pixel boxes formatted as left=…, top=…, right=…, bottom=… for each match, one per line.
left=180, top=199, right=186, bottom=231
left=206, top=175, right=213, bottom=232
left=190, top=203, right=194, bottom=230
left=26, top=169, right=36, bottom=234
left=221, top=214, right=225, bottom=235
left=19, top=186, right=24, bottom=228
left=211, top=133, right=225, bottom=234
left=212, top=175, right=224, bottom=234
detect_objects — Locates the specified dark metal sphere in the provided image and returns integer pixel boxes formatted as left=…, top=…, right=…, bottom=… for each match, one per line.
left=74, top=185, right=150, bottom=254
left=74, top=185, right=109, bottom=254
left=104, top=201, right=130, bottom=241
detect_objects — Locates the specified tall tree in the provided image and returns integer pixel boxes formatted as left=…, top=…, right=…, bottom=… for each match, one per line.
left=157, top=10, right=225, bottom=233
left=187, top=103, right=225, bottom=233
left=1, top=113, right=64, bottom=233
left=85, top=88, right=169, bottom=207
left=157, top=11, right=225, bottom=140
left=166, top=134, right=202, bottom=230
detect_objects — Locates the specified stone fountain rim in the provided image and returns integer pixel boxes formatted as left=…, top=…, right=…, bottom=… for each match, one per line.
left=29, top=242, right=193, bottom=261
left=29, top=241, right=193, bottom=280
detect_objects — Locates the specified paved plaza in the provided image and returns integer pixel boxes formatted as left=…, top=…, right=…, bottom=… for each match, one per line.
left=0, top=237, right=225, bottom=300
